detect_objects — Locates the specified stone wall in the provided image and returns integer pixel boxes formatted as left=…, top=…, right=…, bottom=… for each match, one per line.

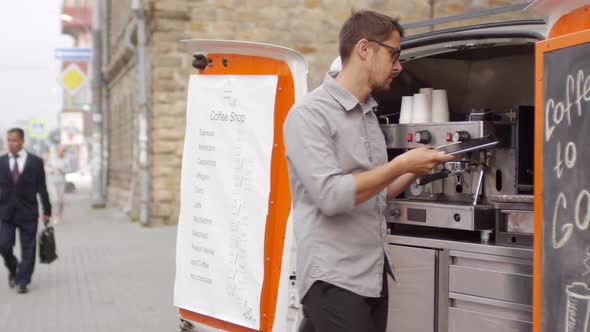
left=106, top=67, right=138, bottom=214
left=105, top=0, right=140, bottom=218
left=108, top=0, right=133, bottom=60
left=174, top=0, right=434, bottom=89
left=146, top=2, right=189, bottom=225
left=105, top=0, right=538, bottom=225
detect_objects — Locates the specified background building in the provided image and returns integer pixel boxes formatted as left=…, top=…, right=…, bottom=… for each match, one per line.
left=97, top=0, right=537, bottom=225
left=60, top=0, right=93, bottom=174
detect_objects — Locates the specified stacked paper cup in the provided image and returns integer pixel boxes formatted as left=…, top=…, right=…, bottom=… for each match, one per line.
left=419, top=88, right=433, bottom=104
left=399, top=96, right=413, bottom=124
left=398, top=87, right=449, bottom=124
left=412, top=93, right=431, bottom=123
left=431, top=89, right=450, bottom=122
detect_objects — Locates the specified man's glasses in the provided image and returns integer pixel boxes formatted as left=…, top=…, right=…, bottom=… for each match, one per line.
left=367, top=39, right=401, bottom=63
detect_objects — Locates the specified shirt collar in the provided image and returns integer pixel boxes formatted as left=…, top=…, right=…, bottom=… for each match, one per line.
left=10, top=149, right=26, bottom=159
left=323, top=72, right=378, bottom=114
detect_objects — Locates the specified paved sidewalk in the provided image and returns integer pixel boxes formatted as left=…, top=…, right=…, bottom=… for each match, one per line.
left=0, top=192, right=180, bottom=332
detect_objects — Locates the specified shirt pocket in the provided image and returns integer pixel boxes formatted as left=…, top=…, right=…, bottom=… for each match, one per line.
left=335, top=122, right=371, bottom=171
left=366, top=115, right=388, bottom=166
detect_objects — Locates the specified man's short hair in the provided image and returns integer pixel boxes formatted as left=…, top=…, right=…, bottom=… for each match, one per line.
left=7, top=128, right=24, bottom=139
left=339, top=10, right=404, bottom=64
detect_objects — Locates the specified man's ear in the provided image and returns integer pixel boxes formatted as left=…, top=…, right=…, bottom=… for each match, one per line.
left=355, top=39, right=370, bottom=61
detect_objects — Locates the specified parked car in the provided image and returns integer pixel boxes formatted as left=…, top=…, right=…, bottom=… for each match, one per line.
left=65, top=166, right=92, bottom=192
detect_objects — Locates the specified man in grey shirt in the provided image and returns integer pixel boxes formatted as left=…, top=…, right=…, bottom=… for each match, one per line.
left=283, top=10, right=454, bottom=332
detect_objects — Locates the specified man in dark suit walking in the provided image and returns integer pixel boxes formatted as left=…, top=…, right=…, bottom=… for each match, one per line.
left=0, top=128, right=51, bottom=294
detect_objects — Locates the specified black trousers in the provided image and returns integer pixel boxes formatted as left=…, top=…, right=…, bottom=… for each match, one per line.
left=0, top=218, right=38, bottom=287
left=299, top=273, right=389, bottom=332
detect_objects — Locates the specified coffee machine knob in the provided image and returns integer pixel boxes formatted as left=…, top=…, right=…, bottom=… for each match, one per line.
left=414, top=130, right=431, bottom=144
left=452, top=131, right=470, bottom=142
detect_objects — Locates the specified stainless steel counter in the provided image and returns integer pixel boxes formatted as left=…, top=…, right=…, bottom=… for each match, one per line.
left=386, top=233, right=533, bottom=332
left=387, top=234, right=533, bottom=259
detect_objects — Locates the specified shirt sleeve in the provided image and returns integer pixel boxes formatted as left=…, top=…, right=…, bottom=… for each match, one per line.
left=283, top=106, right=355, bottom=216
left=37, top=157, right=52, bottom=217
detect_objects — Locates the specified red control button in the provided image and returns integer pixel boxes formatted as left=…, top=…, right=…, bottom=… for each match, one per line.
left=446, top=133, right=452, bottom=142
left=407, top=133, right=413, bottom=142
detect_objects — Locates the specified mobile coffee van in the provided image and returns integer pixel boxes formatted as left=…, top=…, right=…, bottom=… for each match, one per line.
left=174, top=2, right=590, bottom=331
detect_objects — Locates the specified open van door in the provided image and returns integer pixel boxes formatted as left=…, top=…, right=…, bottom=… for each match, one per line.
left=174, top=40, right=307, bottom=332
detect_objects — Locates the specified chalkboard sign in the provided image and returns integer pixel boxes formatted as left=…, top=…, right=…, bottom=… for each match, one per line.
left=541, top=39, right=590, bottom=331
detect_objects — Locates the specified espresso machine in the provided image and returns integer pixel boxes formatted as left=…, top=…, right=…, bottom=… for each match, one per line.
left=381, top=108, right=534, bottom=244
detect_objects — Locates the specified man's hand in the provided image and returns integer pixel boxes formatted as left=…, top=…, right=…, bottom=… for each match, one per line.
left=351, top=148, right=454, bottom=206
left=397, top=148, right=455, bottom=175
left=43, top=215, right=50, bottom=222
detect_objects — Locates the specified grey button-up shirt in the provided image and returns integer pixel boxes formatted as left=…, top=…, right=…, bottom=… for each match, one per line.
left=283, top=73, right=394, bottom=300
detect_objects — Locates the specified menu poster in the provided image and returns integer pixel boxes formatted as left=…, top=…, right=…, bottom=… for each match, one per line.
left=174, top=75, right=278, bottom=330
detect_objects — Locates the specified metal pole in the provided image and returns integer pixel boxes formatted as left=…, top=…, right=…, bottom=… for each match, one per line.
left=101, top=0, right=110, bottom=205
left=132, top=0, right=151, bottom=226
left=91, top=0, right=106, bottom=207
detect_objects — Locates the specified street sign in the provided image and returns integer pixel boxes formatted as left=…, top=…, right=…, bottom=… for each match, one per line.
left=54, top=48, right=93, bottom=61
left=60, top=112, right=84, bottom=145
left=60, top=63, right=87, bottom=95
left=28, top=119, right=48, bottom=139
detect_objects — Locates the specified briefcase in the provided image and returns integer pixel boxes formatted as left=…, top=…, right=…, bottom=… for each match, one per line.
left=39, top=223, right=58, bottom=264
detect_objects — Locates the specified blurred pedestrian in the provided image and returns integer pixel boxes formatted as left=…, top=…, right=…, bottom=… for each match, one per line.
left=0, top=128, right=51, bottom=294
left=46, top=145, right=68, bottom=224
